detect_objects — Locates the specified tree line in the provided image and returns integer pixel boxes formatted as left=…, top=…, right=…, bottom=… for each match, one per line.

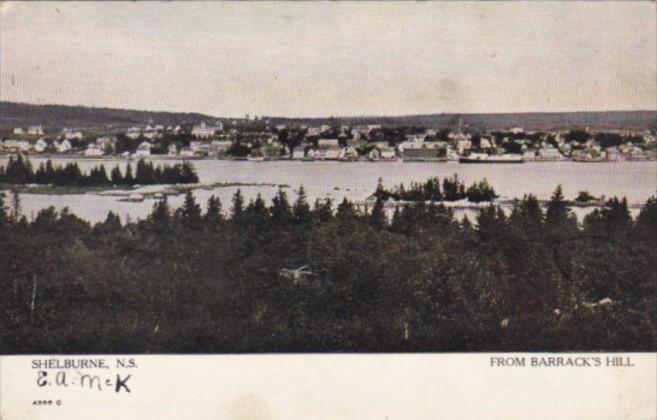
left=374, top=174, right=497, bottom=203
left=1, top=183, right=656, bottom=354
left=0, top=154, right=199, bottom=186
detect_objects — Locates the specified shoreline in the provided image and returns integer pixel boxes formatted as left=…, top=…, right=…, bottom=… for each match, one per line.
left=1, top=153, right=655, bottom=163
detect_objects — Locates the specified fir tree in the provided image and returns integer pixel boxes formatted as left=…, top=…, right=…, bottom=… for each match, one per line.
left=293, top=185, right=311, bottom=224
left=179, top=191, right=202, bottom=230
left=110, top=165, right=124, bottom=185
left=231, top=189, right=245, bottom=221
left=369, top=195, right=387, bottom=230
left=270, top=188, right=292, bottom=226
left=124, top=163, right=135, bottom=185
left=204, top=195, right=224, bottom=227
left=148, top=197, right=171, bottom=230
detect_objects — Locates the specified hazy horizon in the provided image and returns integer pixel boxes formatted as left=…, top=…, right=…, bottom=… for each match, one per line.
left=1, top=2, right=655, bottom=118
left=3, top=99, right=657, bottom=121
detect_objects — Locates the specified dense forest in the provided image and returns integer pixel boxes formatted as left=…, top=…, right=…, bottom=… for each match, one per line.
left=0, top=155, right=199, bottom=186
left=1, top=185, right=656, bottom=353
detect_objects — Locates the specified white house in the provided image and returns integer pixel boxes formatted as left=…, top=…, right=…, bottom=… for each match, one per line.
left=318, top=139, right=340, bottom=149
left=142, top=129, right=159, bottom=140
left=84, top=143, right=105, bottom=157
left=96, top=136, right=116, bottom=154
left=167, top=143, right=179, bottom=157
left=306, top=127, right=322, bottom=137
left=2, top=139, right=32, bottom=152
left=379, top=146, right=396, bottom=160
left=180, top=147, right=195, bottom=158
left=191, top=122, right=217, bottom=138
left=190, top=141, right=210, bottom=154
left=211, top=140, right=233, bottom=153
left=456, top=139, right=472, bottom=154
left=62, top=129, right=84, bottom=141
left=606, top=147, right=621, bottom=161
left=339, top=146, right=359, bottom=160
left=126, top=127, right=142, bottom=140
left=34, top=138, right=49, bottom=153
left=522, top=150, right=536, bottom=161
left=54, top=139, right=72, bottom=153
left=479, top=137, right=493, bottom=149
left=405, top=134, right=426, bottom=144
left=13, top=127, right=24, bottom=135
left=28, top=125, right=44, bottom=136
left=135, top=141, right=153, bottom=157
left=321, top=148, right=341, bottom=160
left=537, top=146, right=563, bottom=161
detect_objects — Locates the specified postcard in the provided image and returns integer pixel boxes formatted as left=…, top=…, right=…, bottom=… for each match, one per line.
left=0, top=1, right=656, bottom=419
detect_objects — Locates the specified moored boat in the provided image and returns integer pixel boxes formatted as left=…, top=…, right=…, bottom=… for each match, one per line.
left=459, top=153, right=524, bottom=164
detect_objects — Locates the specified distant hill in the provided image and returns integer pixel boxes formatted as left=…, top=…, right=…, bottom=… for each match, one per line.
left=265, top=111, right=657, bottom=131
left=1, top=101, right=655, bottom=132
left=0, top=102, right=217, bottom=130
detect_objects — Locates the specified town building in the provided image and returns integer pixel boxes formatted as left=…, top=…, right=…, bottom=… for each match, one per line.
left=168, top=144, right=179, bottom=157
left=28, top=125, right=44, bottom=136
left=135, top=141, right=153, bottom=157
left=54, top=139, right=72, bottom=153
left=292, top=146, right=306, bottom=159
left=34, top=138, right=49, bottom=153
left=191, top=122, right=218, bottom=138
left=2, top=139, right=32, bottom=152
left=84, top=143, right=105, bottom=157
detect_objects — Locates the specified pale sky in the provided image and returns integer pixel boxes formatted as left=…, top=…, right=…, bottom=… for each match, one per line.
left=1, top=2, right=655, bottom=118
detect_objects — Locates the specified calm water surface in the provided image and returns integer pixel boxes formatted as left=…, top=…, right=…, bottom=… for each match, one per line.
left=2, top=157, right=656, bottom=223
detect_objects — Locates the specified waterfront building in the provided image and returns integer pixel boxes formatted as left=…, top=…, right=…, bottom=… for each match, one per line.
left=54, top=139, right=72, bottom=153
left=523, top=150, right=537, bottom=161
left=34, top=138, right=49, bottom=153
left=292, top=146, right=306, bottom=159
left=537, top=146, right=563, bottom=161
left=2, top=139, right=32, bottom=152
left=84, top=143, right=105, bottom=157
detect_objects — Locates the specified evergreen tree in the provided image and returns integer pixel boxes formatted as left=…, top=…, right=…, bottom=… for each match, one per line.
left=293, top=185, right=311, bottom=224
left=312, top=198, right=333, bottom=223
left=231, top=189, right=245, bottom=221
left=369, top=195, right=387, bottom=230
left=10, top=189, right=21, bottom=221
left=337, top=197, right=356, bottom=220
left=546, top=185, right=570, bottom=226
left=204, top=195, right=224, bottom=227
left=245, top=194, right=269, bottom=227
left=270, top=188, right=292, bottom=226
left=0, top=192, right=7, bottom=227
left=179, top=191, right=202, bottom=230
left=101, top=211, right=122, bottom=231
left=148, top=197, right=171, bottom=230
left=390, top=205, right=403, bottom=232
left=634, top=196, right=657, bottom=240
left=374, top=177, right=387, bottom=200
left=110, top=165, right=124, bottom=185
left=124, top=163, right=135, bottom=185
